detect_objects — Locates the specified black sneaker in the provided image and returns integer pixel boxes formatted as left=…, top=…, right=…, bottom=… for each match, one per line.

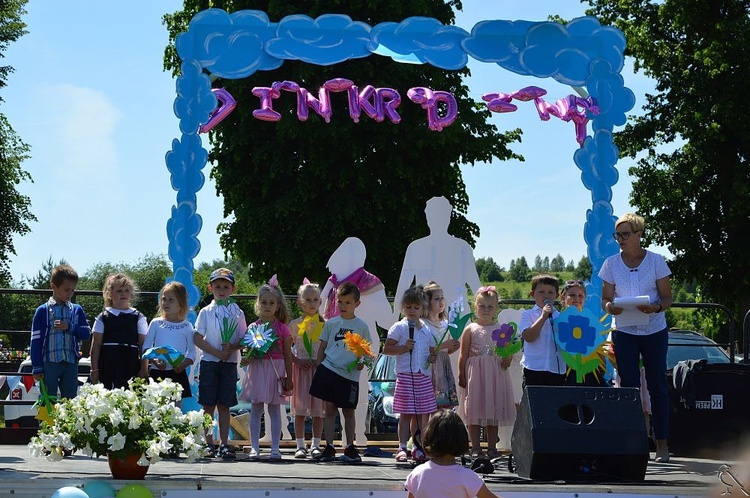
left=318, top=444, right=336, bottom=462
left=341, top=444, right=361, bottom=463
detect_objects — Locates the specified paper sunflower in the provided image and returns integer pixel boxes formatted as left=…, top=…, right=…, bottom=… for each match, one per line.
left=343, top=331, right=375, bottom=372
left=553, top=307, right=611, bottom=383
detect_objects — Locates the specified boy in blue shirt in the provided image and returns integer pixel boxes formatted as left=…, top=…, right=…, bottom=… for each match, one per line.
left=30, top=264, right=92, bottom=399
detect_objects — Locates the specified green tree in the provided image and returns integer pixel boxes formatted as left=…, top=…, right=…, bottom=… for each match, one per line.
left=0, top=0, right=35, bottom=285
left=509, top=256, right=531, bottom=283
left=550, top=254, right=565, bottom=272
left=163, top=0, right=522, bottom=289
left=573, top=255, right=592, bottom=281
left=475, top=256, right=503, bottom=283
left=585, top=0, right=750, bottom=326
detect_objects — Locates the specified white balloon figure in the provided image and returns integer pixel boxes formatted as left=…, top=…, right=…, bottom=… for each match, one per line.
left=320, top=237, right=393, bottom=447
left=392, top=196, right=482, bottom=389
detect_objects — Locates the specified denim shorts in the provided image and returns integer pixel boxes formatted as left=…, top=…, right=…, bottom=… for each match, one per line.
left=198, top=360, right=238, bottom=407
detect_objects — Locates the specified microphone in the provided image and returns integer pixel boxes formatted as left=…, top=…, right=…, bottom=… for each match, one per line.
left=543, top=299, right=554, bottom=325
left=408, top=320, right=416, bottom=356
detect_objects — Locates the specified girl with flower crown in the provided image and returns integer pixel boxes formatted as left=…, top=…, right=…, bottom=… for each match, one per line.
left=239, top=278, right=293, bottom=461
left=288, top=280, right=326, bottom=459
left=458, top=286, right=516, bottom=459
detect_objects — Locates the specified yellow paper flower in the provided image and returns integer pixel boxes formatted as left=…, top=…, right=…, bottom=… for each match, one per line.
left=297, top=314, right=323, bottom=343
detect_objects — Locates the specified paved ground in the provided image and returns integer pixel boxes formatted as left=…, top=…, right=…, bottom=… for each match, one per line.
left=0, top=443, right=739, bottom=498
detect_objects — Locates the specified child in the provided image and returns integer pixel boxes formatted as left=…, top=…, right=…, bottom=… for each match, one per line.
left=383, top=285, right=438, bottom=463
left=519, top=274, right=566, bottom=387
left=194, top=268, right=247, bottom=459
left=309, top=281, right=371, bottom=463
left=30, top=264, right=92, bottom=400
left=405, top=409, right=501, bottom=498
left=141, top=281, right=197, bottom=409
left=458, top=286, right=516, bottom=459
left=423, top=281, right=460, bottom=410
left=241, top=282, right=293, bottom=461
left=288, top=280, right=326, bottom=459
left=90, top=273, right=148, bottom=389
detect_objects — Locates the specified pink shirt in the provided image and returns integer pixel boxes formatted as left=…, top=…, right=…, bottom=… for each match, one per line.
left=252, top=319, right=290, bottom=359
left=405, top=461, right=484, bottom=498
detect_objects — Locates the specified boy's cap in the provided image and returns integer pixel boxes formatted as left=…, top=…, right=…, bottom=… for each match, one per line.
left=209, top=268, right=235, bottom=284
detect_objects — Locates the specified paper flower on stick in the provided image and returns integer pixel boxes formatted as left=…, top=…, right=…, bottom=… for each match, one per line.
left=242, top=322, right=278, bottom=359
left=553, top=307, right=612, bottom=383
left=215, top=298, right=242, bottom=344
left=492, top=322, right=523, bottom=358
left=447, top=295, right=473, bottom=340
left=34, top=379, right=56, bottom=425
left=297, top=314, right=324, bottom=359
left=142, top=345, right=186, bottom=368
left=343, top=331, right=375, bottom=372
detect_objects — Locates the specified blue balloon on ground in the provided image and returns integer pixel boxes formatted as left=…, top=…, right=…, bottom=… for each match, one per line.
left=51, top=487, right=89, bottom=498
left=116, top=484, right=153, bottom=498
left=82, top=481, right=116, bottom=498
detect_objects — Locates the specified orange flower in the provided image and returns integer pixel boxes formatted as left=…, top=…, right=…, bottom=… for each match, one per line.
left=343, top=331, right=372, bottom=359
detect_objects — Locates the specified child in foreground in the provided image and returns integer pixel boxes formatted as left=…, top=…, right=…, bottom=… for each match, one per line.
left=405, top=410, right=502, bottom=498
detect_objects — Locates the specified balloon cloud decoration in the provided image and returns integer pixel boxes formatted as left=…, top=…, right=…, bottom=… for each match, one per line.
left=168, top=10, right=634, bottom=322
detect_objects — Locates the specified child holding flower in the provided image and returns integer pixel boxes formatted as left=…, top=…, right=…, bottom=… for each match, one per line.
left=423, top=281, right=460, bottom=410
left=309, top=282, right=372, bottom=463
left=383, top=285, right=439, bottom=464
left=240, top=280, right=293, bottom=461
left=194, top=268, right=247, bottom=459
left=289, top=280, right=326, bottom=459
left=458, top=286, right=516, bottom=459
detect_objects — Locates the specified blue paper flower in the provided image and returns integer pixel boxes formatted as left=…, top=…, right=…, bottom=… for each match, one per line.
left=556, top=314, right=597, bottom=355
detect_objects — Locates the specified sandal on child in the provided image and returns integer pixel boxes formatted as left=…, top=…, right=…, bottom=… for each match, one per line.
left=205, top=444, right=218, bottom=458
left=395, top=449, right=408, bottom=462
left=220, top=444, right=236, bottom=460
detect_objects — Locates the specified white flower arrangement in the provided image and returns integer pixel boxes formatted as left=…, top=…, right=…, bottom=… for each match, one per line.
left=28, top=377, right=213, bottom=465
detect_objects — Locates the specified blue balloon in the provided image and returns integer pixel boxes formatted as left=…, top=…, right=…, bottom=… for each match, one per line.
left=51, top=487, right=89, bottom=498
left=82, top=481, right=116, bottom=498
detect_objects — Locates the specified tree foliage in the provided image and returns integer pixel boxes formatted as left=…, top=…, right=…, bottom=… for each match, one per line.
left=475, top=256, right=503, bottom=283
left=509, top=256, right=531, bottom=283
left=0, top=0, right=35, bottom=285
left=573, top=255, right=592, bottom=281
left=584, top=0, right=750, bottom=325
left=163, top=0, right=521, bottom=289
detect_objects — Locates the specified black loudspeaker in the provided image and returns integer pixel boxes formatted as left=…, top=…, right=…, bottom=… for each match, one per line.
left=511, top=386, right=649, bottom=481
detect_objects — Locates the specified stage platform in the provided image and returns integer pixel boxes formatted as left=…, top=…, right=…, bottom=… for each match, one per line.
left=0, top=443, right=738, bottom=498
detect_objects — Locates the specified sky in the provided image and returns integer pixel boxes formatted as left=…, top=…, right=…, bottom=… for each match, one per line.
left=3, top=0, right=665, bottom=284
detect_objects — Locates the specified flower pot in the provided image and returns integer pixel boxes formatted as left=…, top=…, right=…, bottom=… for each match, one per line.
left=107, top=452, right=149, bottom=480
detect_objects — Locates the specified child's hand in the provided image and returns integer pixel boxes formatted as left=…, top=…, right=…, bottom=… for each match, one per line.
left=501, top=357, right=512, bottom=370
left=53, top=319, right=69, bottom=331
left=428, top=352, right=437, bottom=364
left=356, top=362, right=365, bottom=371
left=33, top=373, right=43, bottom=382
left=138, top=367, right=149, bottom=379
left=218, top=348, right=232, bottom=361
left=152, top=359, right=166, bottom=370
left=458, top=373, right=466, bottom=389
left=240, top=357, right=249, bottom=367
left=282, top=377, right=293, bottom=391
left=173, top=365, right=184, bottom=374
left=404, top=339, right=415, bottom=353
left=446, top=339, right=460, bottom=354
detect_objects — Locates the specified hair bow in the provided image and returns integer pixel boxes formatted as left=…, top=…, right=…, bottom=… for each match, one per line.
left=302, top=277, right=311, bottom=285
left=477, top=285, right=496, bottom=294
left=268, top=274, right=279, bottom=287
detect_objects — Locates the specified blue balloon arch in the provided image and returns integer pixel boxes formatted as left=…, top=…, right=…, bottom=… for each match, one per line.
left=167, top=9, right=634, bottom=315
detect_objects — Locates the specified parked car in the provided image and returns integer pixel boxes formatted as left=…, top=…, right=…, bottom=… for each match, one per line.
left=367, top=353, right=399, bottom=433
left=3, top=357, right=91, bottom=428
left=666, top=329, right=731, bottom=370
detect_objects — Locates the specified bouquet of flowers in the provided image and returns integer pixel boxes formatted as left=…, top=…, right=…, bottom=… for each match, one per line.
left=241, top=322, right=278, bottom=359
left=343, top=331, right=375, bottom=372
left=296, top=314, right=324, bottom=359
left=215, top=298, right=243, bottom=343
left=28, top=378, right=212, bottom=464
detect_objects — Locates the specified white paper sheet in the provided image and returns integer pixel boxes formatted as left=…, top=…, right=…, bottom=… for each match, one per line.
left=613, top=295, right=651, bottom=326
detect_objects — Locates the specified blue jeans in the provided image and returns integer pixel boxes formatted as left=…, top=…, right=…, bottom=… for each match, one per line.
left=43, top=361, right=79, bottom=400
left=612, top=328, right=670, bottom=439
